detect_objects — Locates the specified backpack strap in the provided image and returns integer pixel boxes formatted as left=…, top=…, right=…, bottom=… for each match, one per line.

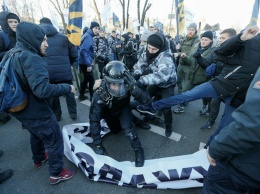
left=0, top=31, right=10, bottom=50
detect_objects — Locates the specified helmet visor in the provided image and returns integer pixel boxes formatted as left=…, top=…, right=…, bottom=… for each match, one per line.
left=105, top=77, right=127, bottom=97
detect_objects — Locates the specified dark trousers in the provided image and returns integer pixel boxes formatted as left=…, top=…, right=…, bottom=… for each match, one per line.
left=147, top=85, right=175, bottom=127
left=97, top=61, right=106, bottom=79
left=51, top=80, right=77, bottom=117
left=18, top=114, right=64, bottom=176
left=208, top=98, right=222, bottom=124
left=92, top=106, right=141, bottom=149
left=79, top=64, right=94, bottom=100
left=203, top=161, right=260, bottom=194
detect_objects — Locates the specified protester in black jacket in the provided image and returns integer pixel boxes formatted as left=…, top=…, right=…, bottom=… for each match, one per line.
left=203, top=66, right=260, bottom=193
left=0, top=11, right=20, bottom=124
left=40, top=17, right=78, bottom=121
left=11, top=22, right=76, bottom=184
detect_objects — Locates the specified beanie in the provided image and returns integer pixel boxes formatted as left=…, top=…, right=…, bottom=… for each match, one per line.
left=99, top=27, right=105, bottom=32
left=140, top=30, right=152, bottom=41
left=6, top=13, right=20, bottom=23
left=188, top=23, right=197, bottom=31
left=39, top=17, right=53, bottom=25
left=147, top=33, right=163, bottom=49
left=90, top=21, right=100, bottom=30
left=201, top=31, right=213, bottom=40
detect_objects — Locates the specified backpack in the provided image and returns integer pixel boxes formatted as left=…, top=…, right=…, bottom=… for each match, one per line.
left=0, top=48, right=28, bottom=113
left=0, top=31, right=10, bottom=50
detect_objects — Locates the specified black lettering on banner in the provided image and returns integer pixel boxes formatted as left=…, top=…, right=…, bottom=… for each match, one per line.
left=98, top=164, right=122, bottom=181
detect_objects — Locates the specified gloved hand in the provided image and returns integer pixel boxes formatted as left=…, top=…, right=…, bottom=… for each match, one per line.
left=123, top=70, right=136, bottom=90
left=193, top=52, right=201, bottom=58
left=133, top=73, right=140, bottom=81
left=97, top=55, right=105, bottom=62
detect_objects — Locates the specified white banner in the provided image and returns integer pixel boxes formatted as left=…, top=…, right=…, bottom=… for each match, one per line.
left=62, top=122, right=209, bottom=189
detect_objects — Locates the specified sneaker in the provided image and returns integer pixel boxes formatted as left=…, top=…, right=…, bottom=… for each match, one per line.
left=49, top=168, right=76, bottom=185
left=173, top=106, right=184, bottom=114
left=0, top=169, right=13, bottom=184
left=200, top=121, right=214, bottom=131
left=78, top=95, right=88, bottom=101
left=136, top=104, right=156, bottom=116
left=199, top=105, right=208, bottom=114
left=34, top=153, right=48, bottom=169
left=200, top=110, right=210, bottom=117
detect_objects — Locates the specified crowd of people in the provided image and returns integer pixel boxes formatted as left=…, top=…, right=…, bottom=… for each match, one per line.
left=0, top=9, right=260, bottom=193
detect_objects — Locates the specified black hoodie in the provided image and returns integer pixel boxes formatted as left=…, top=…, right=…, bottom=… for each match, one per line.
left=0, top=11, right=20, bottom=60
left=11, top=22, right=71, bottom=119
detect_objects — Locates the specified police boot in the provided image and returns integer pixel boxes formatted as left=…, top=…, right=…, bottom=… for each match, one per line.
left=134, top=147, right=144, bottom=167
left=0, top=113, right=11, bottom=124
left=165, top=124, right=172, bottom=137
left=94, top=144, right=108, bottom=155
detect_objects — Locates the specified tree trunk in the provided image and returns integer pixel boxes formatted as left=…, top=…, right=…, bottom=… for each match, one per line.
left=141, top=0, right=152, bottom=27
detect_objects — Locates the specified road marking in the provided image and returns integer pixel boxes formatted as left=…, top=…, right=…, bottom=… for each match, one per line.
left=149, top=124, right=181, bottom=142
left=78, top=98, right=91, bottom=106
left=199, top=142, right=206, bottom=150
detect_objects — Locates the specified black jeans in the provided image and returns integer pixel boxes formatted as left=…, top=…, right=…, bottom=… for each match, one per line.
left=18, top=114, right=64, bottom=176
left=79, top=64, right=95, bottom=100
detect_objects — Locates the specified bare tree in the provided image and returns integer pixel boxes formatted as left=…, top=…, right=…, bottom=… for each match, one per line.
left=139, top=0, right=152, bottom=27
left=88, top=0, right=102, bottom=25
left=49, top=0, right=69, bottom=32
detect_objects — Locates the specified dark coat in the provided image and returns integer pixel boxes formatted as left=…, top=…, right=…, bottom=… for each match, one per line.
left=209, top=67, right=260, bottom=184
left=10, top=22, right=71, bottom=119
left=40, top=23, right=77, bottom=83
left=210, top=33, right=260, bottom=105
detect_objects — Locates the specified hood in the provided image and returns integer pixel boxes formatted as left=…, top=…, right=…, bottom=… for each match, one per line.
left=39, top=23, right=58, bottom=37
left=122, top=34, right=129, bottom=42
left=16, top=22, right=46, bottom=54
left=0, top=11, right=19, bottom=36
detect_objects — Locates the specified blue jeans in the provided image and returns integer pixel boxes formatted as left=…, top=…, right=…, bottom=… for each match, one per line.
left=203, top=160, right=260, bottom=193
left=152, top=82, right=236, bottom=146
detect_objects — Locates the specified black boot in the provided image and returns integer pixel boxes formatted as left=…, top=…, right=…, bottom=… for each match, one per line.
left=165, top=124, right=172, bottom=137
left=0, top=113, right=11, bottom=124
left=94, top=144, right=107, bottom=155
left=0, top=169, right=13, bottom=184
left=134, top=147, right=144, bottom=167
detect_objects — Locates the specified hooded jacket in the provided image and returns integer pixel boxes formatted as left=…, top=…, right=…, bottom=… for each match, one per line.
left=0, top=11, right=19, bottom=60
left=10, top=22, right=71, bottom=119
left=40, top=23, right=77, bottom=83
left=78, top=28, right=96, bottom=66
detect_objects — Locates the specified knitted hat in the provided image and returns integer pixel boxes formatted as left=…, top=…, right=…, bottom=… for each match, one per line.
left=39, top=17, right=52, bottom=25
left=201, top=31, right=213, bottom=40
left=140, top=30, right=152, bottom=41
left=153, top=21, right=164, bottom=33
left=90, top=21, right=100, bottom=30
left=6, top=13, right=20, bottom=23
left=147, top=33, right=163, bottom=49
left=188, top=23, right=197, bottom=31
left=99, top=27, right=105, bottom=32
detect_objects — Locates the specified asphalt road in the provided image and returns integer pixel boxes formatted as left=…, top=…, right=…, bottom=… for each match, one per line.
left=0, top=90, right=223, bottom=194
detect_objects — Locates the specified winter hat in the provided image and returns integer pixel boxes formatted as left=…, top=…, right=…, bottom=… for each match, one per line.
left=201, top=31, right=213, bottom=40
left=99, top=27, right=105, bottom=32
left=140, top=30, right=152, bottom=41
left=121, top=33, right=129, bottom=42
left=39, top=17, right=52, bottom=25
left=127, top=31, right=133, bottom=37
left=147, top=33, right=163, bottom=49
left=153, top=21, right=164, bottom=33
left=90, top=21, right=100, bottom=30
left=6, top=13, right=20, bottom=23
left=188, top=23, right=197, bottom=31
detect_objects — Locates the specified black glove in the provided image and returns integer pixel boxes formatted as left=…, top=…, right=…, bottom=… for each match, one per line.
left=97, top=55, right=105, bottom=62
left=193, top=52, right=201, bottom=58
left=133, top=73, right=140, bottom=81
left=123, top=70, right=136, bottom=90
